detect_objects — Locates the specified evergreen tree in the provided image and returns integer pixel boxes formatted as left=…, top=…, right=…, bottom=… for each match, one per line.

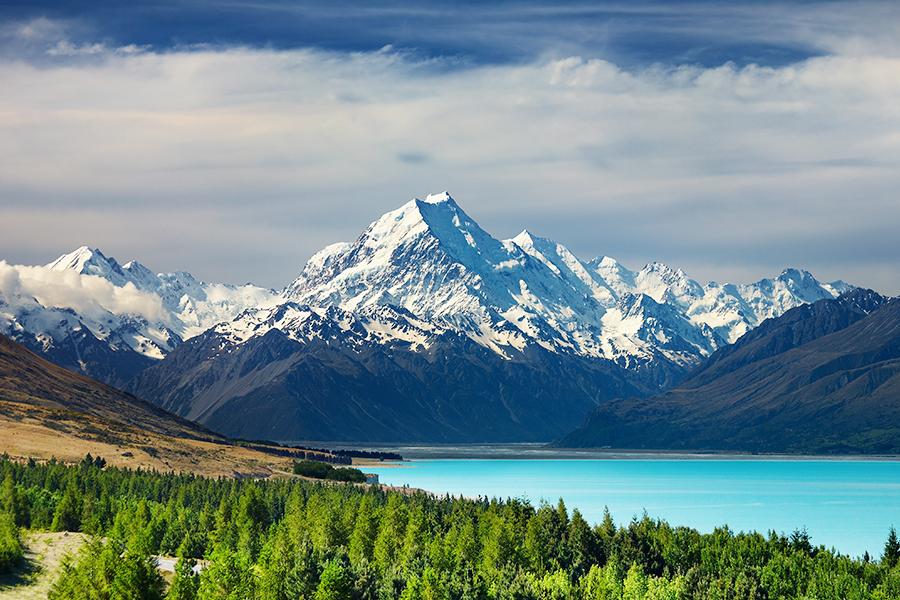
left=168, top=557, right=200, bottom=600
left=884, top=526, right=900, bottom=567
left=349, top=494, right=378, bottom=566
left=51, top=480, right=82, bottom=532
left=569, top=508, right=599, bottom=578
left=623, top=562, right=649, bottom=600
left=197, top=546, right=255, bottom=600
left=110, top=548, right=166, bottom=600
left=0, top=511, right=23, bottom=573
left=48, top=537, right=164, bottom=600
left=0, top=472, right=26, bottom=527
left=314, top=559, right=352, bottom=600
left=0, top=456, right=893, bottom=600
left=374, top=494, right=407, bottom=572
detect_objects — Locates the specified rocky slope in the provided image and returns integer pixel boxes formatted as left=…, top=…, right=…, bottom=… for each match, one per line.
left=129, top=192, right=852, bottom=441
left=558, top=289, right=900, bottom=453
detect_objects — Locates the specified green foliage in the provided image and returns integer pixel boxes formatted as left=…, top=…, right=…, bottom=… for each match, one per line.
left=883, top=526, right=899, bottom=568
left=197, top=546, right=255, bottom=600
left=0, top=510, right=23, bottom=573
left=48, top=537, right=165, bottom=600
left=315, top=558, right=353, bottom=600
left=167, top=557, right=200, bottom=600
left=0, top=455, right=896, bottom=599
left=293, top=459, right=367, bottom=482
left=51, top=480, right=82, bottom=532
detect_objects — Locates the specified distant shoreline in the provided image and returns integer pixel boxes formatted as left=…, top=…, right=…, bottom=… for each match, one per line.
left=284, top=441, right=900, bottom=462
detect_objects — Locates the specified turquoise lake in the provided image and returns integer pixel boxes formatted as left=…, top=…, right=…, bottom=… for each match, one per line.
left=365, top=457, right=900, bottom=557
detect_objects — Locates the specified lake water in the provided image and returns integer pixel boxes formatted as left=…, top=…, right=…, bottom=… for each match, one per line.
left=365, top=456, right=900, bottom=557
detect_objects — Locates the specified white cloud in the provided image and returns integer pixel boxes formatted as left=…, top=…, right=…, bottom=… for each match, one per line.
left=0, top=35, right=898, bottom=292
left=0, top=261, right=169, bottom=325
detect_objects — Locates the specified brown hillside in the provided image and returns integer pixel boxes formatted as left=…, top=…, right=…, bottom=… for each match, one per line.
left=0, top=333, right=292, bottom=476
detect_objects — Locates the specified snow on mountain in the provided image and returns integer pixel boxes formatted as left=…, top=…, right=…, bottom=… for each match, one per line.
left=0, top=248, right=276, bottom=383
left=263, top=192, right=849, bottom=369
left=2, top=192, right=852, bottom=388
left=281, top=192, right=627, bottom=359
left=123, top=192, right=861, bottom=442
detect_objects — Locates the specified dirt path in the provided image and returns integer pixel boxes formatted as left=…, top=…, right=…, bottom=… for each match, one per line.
left=0, top=531, right=87, bottom=600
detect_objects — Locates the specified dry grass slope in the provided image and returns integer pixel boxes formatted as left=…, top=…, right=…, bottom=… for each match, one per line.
left=0, top=334, right=294, bottom=476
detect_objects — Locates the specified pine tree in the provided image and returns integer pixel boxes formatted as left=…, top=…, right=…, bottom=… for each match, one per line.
left=349, top=494, right=378, bottom=566
left=0, top=511, right=23, bottom=573
left=314, top=559, right=352, bottom=600
left=568, top=508, right=599, bottom=578
left=51, top=480, right=81, bottom=532
left=197, top=546, right=255, bottom=600
left=884, top=526, right=900, bottom=567
left=167, top=557, right=200, bottom=600
left=0, top=472, right=26, bottom=527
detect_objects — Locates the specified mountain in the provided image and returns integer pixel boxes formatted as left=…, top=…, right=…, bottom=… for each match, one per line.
left=558, top=289, right=900, bottom=453
left=129, top=304, right=641, bottom=442
left=285, top=192, right=847, bottom=368
left=129, top=192, right=851, bottom=442
left=0, top=247, right=275, bottom=386
left=0, top=333, right=292, bottom=475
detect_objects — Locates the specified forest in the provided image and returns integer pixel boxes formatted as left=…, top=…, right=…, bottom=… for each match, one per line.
left=0, top=455, right=899, bottom=599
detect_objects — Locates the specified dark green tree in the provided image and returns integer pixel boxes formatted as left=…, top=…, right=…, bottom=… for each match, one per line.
left=167, top=557, right=200, bottom=600
left=0, top=511, right=23, bottom=573
left=884, top=526, right=900, bottom=567
left=50, top=480, right=81, bottom=532
left=314, top=559, right=352, bottom=600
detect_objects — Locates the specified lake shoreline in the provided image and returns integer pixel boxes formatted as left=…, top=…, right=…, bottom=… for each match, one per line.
left=287, top=441, right=900, bottom=462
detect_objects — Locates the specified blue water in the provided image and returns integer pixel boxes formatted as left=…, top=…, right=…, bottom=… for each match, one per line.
left=366, top=458, right=900, bottom=557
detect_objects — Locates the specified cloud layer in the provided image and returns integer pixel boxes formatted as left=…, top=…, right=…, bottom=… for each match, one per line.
left=0, top=261, right=168, bottom=325
left=0, top=15, right=898, bottom=293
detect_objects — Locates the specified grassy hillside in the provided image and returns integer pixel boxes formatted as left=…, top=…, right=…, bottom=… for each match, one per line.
left=0, top=333, right=295, bottom=476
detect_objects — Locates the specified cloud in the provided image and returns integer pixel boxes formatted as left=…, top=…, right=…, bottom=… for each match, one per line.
left=0, top=17, right=898, bottom=293
left=45, top=40, right=150, bottom=57
left=0, top=261, right=169, bottom=325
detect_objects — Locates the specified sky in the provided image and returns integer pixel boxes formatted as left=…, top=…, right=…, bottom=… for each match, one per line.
left=0, top=1, right=898, bottom=293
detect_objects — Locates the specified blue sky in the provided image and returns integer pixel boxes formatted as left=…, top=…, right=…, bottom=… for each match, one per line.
left=2, top=1, right=824, bottom=67
left=1, top=1, right=899, bottom=292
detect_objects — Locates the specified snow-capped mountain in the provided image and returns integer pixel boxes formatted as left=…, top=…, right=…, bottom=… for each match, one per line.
left=128, top=192, right=855, bottom=441
left=276, top=192, right=848, bottom=369
left=1, top=192, right=856, bottom=441
left=0, top=247, right=275, bottom=385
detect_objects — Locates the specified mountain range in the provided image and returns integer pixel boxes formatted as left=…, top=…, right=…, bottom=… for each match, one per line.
left=558, top=289, right=900, bottom=453
left=0, top=192, right=855, bottom=442
left=0, top=247, right=275, bottom=386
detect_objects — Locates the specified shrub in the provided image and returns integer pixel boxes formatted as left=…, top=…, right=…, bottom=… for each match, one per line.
left=0, top=511, right=23, bottom=573
left=292, top=460, right=367, bottom=483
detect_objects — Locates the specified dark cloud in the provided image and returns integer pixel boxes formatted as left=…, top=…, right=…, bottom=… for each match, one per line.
left=4, top=1, right=896, bottom=67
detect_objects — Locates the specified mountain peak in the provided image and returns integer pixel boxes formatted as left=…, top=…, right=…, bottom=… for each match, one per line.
left=776, top=267, right=814, bottom=281
left=641, top=260, right=675, bottom=274
left=420, top=191, right=455, bottom=205
left=510, top=229, right=544, bottom=248
left=47, top=245, right=105, bottom=271
left=595, top=256, right=619, bottom=267
left=46, top=246, right=125, bottom=281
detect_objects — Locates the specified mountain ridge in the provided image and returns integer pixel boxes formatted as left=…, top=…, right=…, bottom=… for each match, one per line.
left=0, top=247, right=276, bottom=385
left=557, top=289, right=900, bottom=453
left=123, top=192, right=856, bottom=442
left=0, top=192, right=863, bottom=442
